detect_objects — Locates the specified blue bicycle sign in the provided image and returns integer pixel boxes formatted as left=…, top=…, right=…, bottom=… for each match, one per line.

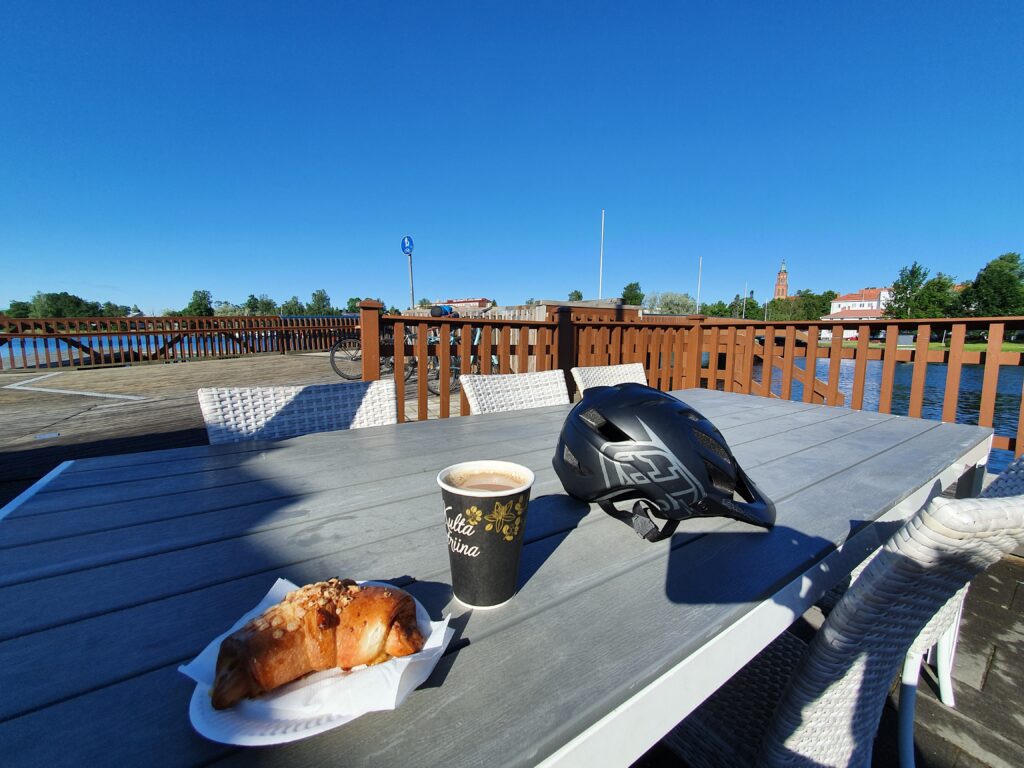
left=401, top=235, right=414, bottom=255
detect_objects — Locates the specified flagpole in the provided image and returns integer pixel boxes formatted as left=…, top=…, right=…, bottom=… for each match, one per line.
left=598, top=209, right=605, bottom=299
left=696, top=256, right=703, bottom=314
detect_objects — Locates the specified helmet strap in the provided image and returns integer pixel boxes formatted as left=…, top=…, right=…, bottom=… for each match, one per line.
left=599, top=500, right=679, bottom=542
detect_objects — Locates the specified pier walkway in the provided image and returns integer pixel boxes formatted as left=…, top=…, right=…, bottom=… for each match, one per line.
left=0, top=353, right=457, bottom=506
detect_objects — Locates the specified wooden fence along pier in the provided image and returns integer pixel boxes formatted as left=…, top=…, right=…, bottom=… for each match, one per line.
left=355, top=303, right=1024, bottom=457
left=3, top=305, right=1024, bottom=456
left=0, top=315, right=359, bottom=370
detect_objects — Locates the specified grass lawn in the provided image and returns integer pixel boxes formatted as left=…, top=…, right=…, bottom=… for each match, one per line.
left=817, top=341, right=1024, bottom=352
left=930, top=342, right=1024, bottom=352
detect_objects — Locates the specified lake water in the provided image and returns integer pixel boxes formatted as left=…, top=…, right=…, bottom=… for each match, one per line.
left=754, top=358, right=1020, bottom=474
left=1, top=334, right=277, bottom=367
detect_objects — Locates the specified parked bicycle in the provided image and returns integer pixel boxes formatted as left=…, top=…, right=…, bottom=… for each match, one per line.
left=329, top=329, right=463, bottom=396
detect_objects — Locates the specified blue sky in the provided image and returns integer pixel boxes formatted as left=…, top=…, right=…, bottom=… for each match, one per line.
left=2, top=2, right=1022, bottom=314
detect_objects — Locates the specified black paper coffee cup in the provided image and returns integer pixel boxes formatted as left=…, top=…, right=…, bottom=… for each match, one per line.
left=437, top=460, right=535, bottom=608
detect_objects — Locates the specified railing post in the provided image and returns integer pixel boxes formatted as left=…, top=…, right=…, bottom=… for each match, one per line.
left=359, top=300, right=383, bottom=381
left=557, top=306, right=577, bottom=398
left=684, top=315, right=705, bottom=389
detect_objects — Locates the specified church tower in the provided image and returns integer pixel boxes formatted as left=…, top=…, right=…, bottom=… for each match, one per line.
left=774, top=259, right=789, bottom=299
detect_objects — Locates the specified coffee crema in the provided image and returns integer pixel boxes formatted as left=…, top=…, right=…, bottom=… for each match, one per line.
left=451, top=471, right=524, bottom=492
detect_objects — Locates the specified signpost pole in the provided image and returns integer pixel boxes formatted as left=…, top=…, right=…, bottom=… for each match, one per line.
left=402, top=236, right=416, bottom=310
left=408, top=253, right=415, bottom=310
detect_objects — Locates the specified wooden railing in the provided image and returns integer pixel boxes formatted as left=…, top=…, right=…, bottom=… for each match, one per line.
left=0, top=314, right=359, bottom=370
left=358, top=303, right=1024, bottom=457
left=358, top=301, right=564, bottom=423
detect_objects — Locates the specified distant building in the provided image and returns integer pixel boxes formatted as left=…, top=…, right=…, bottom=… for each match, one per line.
left=441, top=297, right=492, bottom=310
left=823, top=287, right=892, bottom=320
left=773, top=260, right=789, bottom=299
left=820, top=287, right=892, bottom=339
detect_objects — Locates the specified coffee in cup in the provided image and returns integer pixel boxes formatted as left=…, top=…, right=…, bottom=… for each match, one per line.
left=436, top=460, right=535, bottom=608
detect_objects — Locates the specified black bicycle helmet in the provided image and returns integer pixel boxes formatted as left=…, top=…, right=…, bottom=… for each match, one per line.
left=553, top=383, right=775, bottom=541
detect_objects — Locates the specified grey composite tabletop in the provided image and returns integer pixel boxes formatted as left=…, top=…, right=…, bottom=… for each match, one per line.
left=0, top=389, right=993, bottom=767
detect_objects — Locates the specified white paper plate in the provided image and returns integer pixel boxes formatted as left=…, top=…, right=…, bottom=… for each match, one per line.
left=181, top=580, right=451, bottom=746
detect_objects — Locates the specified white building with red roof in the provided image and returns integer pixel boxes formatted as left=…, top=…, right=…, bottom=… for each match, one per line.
left=820, top=287, right=892, bottom=339
left=822, top=287, right=892, bottom=321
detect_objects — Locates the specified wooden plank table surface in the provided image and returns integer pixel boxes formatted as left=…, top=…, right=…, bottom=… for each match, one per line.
left=0, top=389, right=993, bottom=767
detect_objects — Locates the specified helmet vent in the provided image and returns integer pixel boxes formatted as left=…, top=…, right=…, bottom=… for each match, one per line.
left=705, top=461, right=735, bottom=495
left=562, top=444, right=580, bottom=469
left=695, top=428, right=731, bottom=463
left=580, top=407, right=632, bottom=443
left=579, top=408, right=607, bottom=429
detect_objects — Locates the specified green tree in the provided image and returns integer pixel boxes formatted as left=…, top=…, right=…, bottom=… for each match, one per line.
left=885, top=262, right=929, bottom=319
left=959, top=253, right=1024, bottom=317
left=280, top=296, right=306, bottom=315
left=701, top=300, right=731, bottom=317
left=243, top=296, right=280, bottom=317
left=344, top=297, right=361, bottom=313
left=214, top=300, right=243, bottom=316
left=523, top=298, right=536, bottom=306
left=728, top=292, right=761, bottom=319
left=130, top=304, right=142, bottom=315
left=5, top=300, right=32, bottom=317
left=251, top=294, right=278, bottom=314
left=100, top=301, right=130, bottom=317
left=914, top=274, right=958, bottom=318
left=30, top=291, right=101, bottom=317
left=568, top=289, right=583, bottom=301
left=768, top=289, right=838, bottom=321
left=645, top=291, right=696, bottom=314
left=766, top=297, right=799, bottom=322
left=660, top=292, right=696, bottom=315
left=622, top=282, right=644, bottom=305
left=795, top=289, right=837, bottom=320
left=309, top=289, right=333, bottom=315
left=182, top=290, right=214, bottom=316
left=416, top=297, right=433, bottom=308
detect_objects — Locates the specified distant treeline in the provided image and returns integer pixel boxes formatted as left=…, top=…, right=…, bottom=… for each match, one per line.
left=2, top=289, right=399, bottom=318
left=191, top=289, right=397, bottom=317
left=2, top=292, right=137, bottom=318
left=621, top=252, right=1024, bottom=321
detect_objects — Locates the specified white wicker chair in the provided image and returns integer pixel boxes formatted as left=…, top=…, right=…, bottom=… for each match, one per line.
left=460, top=370, right=570, bottom=415
left=663, top=493, right=1024, bottom=768
left=570, top=362, right=647, bottom=393
left=814, top=456, right=1024, bottom=765
left=197, top=380, right=398, bottom=444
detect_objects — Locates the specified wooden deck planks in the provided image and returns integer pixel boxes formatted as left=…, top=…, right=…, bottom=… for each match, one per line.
left=0, top=354, right=471, bottom=507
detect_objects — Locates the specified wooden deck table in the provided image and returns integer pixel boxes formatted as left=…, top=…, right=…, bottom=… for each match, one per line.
left=0, top=389, right=992, bottom=767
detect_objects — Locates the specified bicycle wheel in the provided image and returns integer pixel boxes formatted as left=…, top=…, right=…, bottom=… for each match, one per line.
left=330, top=339, right=362, bottom=379
left=426, top=355, right=462, bottom=395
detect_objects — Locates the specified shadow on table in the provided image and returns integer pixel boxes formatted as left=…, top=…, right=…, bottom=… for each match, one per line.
left=517, top=493, right=591, bottom=589
left=663, top=519, right=903, bottom=607
left=659, top=516, right=908, bottom=765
